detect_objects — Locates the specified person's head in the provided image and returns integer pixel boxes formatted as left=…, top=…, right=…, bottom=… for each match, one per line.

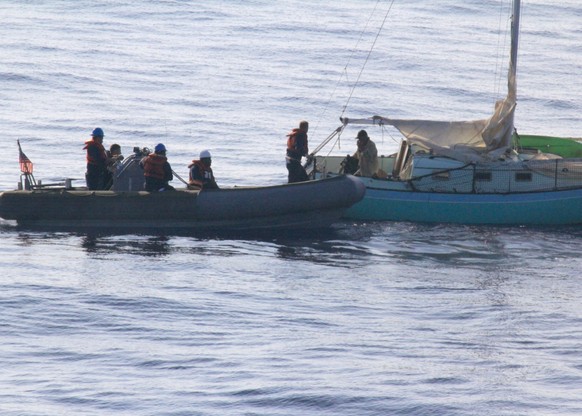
left=155, top=143, right=166, bottom=155
left=200, top=149, right=212, bottom=166
left=91, top=127, right=104, bottom=143
left=109, top=144, right=121, bottom=156
left=356, top=130, right=369, bottom=144
left=299, top=120, right=309, bottom=133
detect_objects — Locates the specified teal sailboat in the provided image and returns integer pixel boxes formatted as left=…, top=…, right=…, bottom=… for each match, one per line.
left=310, top=0, right=582, bottom=225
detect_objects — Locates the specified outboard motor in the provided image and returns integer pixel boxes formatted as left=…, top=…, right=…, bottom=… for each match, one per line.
left=111, top=147, right=150, bottom=192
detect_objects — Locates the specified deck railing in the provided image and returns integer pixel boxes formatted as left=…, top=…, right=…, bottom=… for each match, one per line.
left=409, top=159, right=582, bottom=194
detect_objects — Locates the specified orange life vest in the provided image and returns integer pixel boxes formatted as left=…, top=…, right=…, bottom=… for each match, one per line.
left=286, top=128, right=300, bottom=152
left=188, top=159, right=213, bottom=189
left=286, top=128, right=308, bottom=160
left=83, top=140, right=107, bottom=166
left=143, top=154, right=167, bottom=180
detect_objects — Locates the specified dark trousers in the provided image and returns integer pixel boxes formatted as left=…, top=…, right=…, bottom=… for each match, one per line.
left=145, top=177, right=175, bottom=192
left=286, top=159, right=309, bottom=183
left=86, top=165, right=106, bottom=190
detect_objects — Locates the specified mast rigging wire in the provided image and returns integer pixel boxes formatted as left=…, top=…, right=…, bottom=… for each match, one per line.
left=340, top=0, right=396, bottom=119
left=310, top=0, right=396, bottom=152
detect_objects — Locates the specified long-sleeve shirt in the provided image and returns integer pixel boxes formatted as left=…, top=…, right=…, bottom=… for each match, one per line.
left=354, top=139, right=379, bottom=177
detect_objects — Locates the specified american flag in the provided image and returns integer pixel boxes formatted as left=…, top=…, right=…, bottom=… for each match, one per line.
left=17, top=140, right=34, bottom=174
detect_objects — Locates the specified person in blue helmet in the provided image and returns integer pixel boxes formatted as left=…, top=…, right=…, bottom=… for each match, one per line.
left=83, top=127, right=108, bottom=190
left=140, top=143, right=175, bottom=192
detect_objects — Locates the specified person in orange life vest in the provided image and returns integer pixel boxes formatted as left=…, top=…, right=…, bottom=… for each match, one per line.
left=140, top=143, right=175, bottom=192
left=83, top=127, right=108, bottom=190
left=286, top=120, right=309, bottom=183
left=188, top=150, right=218, bottom=190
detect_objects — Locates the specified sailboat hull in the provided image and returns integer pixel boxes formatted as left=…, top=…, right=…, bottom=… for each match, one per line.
left=311, top=145, right=582, bottom=225
left=347, top=186, right=582, bottom=225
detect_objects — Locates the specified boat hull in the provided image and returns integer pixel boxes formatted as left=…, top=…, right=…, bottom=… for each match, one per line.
left=312, top=154, right=582, bottom=225
left=346, top=186, right=582, bottom=225
left=0, top=175, right=365, bottom=232
left=516, top=135, right=582, bottom=158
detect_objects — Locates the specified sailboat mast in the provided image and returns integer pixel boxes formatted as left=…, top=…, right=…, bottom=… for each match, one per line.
left=509, top=0, right=520, bottom=93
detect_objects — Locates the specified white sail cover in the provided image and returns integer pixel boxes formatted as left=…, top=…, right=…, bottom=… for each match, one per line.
left=385, top=82, right=516, bottom=162
left=344, top=0, right=520, bottom=163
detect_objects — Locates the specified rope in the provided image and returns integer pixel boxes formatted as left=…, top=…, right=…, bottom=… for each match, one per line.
left=310, top=0, right=384, bottom=140
left=309, top=0, right=396, bottom=145
left=340, top=0, right=397, bottom=118
left=307, top=0, right=396, bottom=158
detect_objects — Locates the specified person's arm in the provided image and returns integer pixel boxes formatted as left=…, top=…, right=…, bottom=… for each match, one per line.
left=297, top=132, right=308, bottom=157
left=164, top=162, right=173, bottom=182
left=207, top=174, right=219, bottom=189
left=189, top=165, right=204, bottom=189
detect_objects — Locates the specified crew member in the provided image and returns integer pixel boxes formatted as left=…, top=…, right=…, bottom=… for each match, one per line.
left=188, top=150, right=218, bottom=190
left=84, top=127, right=108, bottom=190
left=140, top=143, right=175, bottom=192
left=286, top=120, right=309, bottom=183
left=104, top=144, right=124, bottom=190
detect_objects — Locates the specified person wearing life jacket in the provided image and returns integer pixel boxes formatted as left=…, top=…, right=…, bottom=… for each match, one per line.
left=83, top=127, right=108, bottom=190
left=188, top=150, right=219, bottom=190
left=140, top=143, right=175, bottom=192
left=285, top=120, right=309, bottom=183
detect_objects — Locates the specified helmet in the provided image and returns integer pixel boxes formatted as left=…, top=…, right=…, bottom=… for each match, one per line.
left=91, top=127, right=104, bottom=137
left=155, top=143, right=166, bottom=153
left=200, top=150, right=212, bottom=159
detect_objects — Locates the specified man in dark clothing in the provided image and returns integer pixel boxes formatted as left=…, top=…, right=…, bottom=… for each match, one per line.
left=140, top=143, right=175, bottom=192
left=83, top=127, right=108, bottom=190
left=285, top=120, right=310, bottom=183
left=104, top=143, right=124, bottom=190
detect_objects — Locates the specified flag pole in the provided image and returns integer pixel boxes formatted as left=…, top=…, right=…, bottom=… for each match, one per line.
left=17, top=140, right=37, bottom=189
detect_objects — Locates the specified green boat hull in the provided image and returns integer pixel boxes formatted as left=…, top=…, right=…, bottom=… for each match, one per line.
left=514, top=134, right=582, bottom=158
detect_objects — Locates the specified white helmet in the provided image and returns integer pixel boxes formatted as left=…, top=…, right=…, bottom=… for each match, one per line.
left=200, top=150, right=212, bottom=159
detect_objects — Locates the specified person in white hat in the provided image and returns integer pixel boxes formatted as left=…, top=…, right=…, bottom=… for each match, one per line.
left=188, top=150, right=219, bottom=190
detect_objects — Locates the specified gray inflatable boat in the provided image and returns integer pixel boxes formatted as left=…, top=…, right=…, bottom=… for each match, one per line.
left=0, top=148, right=365, bottom=232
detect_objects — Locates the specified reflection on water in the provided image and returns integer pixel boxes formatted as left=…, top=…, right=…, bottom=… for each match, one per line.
left=3, top=220, right=582, bottom=269
left=81, top=235, right=172, bottom=257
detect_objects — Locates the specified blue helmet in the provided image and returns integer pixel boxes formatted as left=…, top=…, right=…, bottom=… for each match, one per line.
left=155, top=143, right=166, bottom=153
left=91, top=127, right=104, bottom=137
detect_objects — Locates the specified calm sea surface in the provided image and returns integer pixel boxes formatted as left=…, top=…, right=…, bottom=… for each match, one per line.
left=1, top=1, right=582, bottom=415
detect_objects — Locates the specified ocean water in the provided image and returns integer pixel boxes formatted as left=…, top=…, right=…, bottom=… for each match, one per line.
left=1, top=1, right=582, bottom=415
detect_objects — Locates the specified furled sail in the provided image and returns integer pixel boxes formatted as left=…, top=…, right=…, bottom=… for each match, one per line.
left=343, top=0, right=521, bottom=163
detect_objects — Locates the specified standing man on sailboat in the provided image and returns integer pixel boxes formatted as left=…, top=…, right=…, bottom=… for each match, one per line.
left=285, top=120, right=309, bottom=183
left=353, top=129, right=379, bottom=177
